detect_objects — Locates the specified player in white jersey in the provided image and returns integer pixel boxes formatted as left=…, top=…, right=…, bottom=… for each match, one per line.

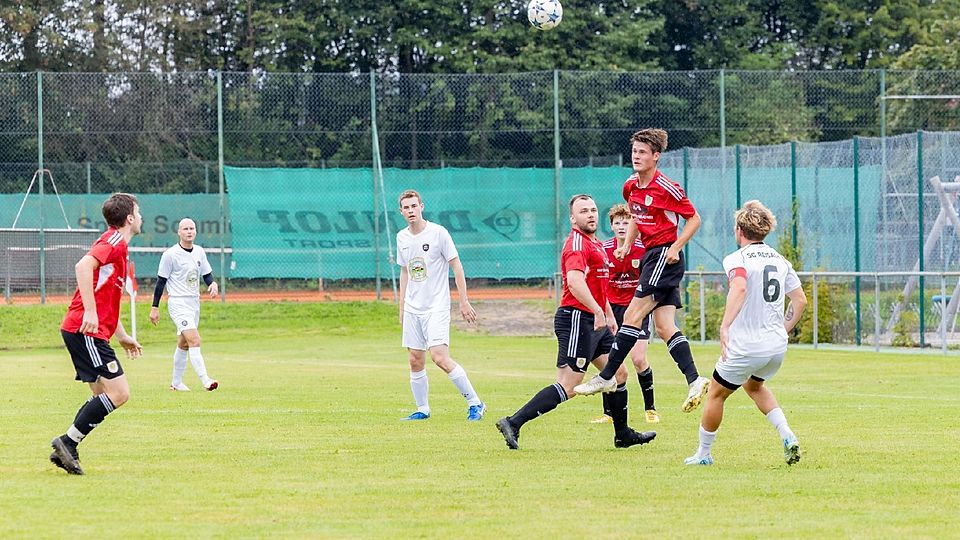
left=150, top=218, right=220, bottom=391
left=396, top=189, right=485, bottom=422
left=685, top=200, right=807, bottom=466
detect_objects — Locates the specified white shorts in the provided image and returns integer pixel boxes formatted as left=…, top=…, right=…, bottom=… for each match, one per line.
left=402, top=310, right=450, bottom=350
left=168, top=297, right=201, bottom=335
left=714, top=352, right=785, bottom=389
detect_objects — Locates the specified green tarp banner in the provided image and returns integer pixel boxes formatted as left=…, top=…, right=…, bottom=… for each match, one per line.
left=225, top=165, right=882, bottom=279
left=225, top=166, right=561, bottom=279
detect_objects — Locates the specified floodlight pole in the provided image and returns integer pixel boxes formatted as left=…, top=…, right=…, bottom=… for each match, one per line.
left=37, top=71, right=46, bottom=304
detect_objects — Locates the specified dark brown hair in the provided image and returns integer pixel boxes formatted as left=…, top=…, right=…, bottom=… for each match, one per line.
left=102, top=193, right=138, bottom=228
left=630, top=128, right=669, bottom=154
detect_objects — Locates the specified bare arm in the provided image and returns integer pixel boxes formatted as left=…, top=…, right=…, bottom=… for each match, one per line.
left=784, top=286, right=808, bottom=333
left=604, top=300, right=618, bottom=334
left=666, top=211, right=701, bottom=263
left=449, top=257, right=476, bottom=323
left=614, top=220, right=640, bottom=260
left=75, top=255, right=100, bottom=335
left=398, top=266, right=409, bottom=324
left=566, top=270, right=605, bottom=330
left=115, top=320, right=143, bottom=358
left=719, top=275, right=747, bottom=359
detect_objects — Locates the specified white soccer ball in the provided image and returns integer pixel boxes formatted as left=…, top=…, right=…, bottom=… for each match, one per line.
left=527, top=0, right=563, bottom=31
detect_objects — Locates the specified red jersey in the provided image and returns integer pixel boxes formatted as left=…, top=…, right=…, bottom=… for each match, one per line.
left=623, top=169, right=697, bottom=248
left=61, top=229, right=129, bottom=341
left=604, top=237, right=646, bottom=306
left=560, top=228, right=609, bottom=312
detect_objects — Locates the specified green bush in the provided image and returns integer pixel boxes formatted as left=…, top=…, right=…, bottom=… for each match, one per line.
left=684, top=276, right=726, bottom=340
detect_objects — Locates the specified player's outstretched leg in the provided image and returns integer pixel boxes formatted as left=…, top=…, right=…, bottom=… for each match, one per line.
left=496, top=383, right=568, bottom=450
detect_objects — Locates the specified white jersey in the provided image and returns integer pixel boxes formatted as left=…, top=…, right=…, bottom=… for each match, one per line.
left=158, top=244, right=213, bottom=298
left=397, top=221, right=459, bottom=314
left=722, top=242, right=802, bottom=358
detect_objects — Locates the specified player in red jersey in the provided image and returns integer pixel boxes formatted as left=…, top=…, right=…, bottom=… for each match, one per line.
left=590, top=204, right=658, bottom=424
left=496, top=195, right=655, bottom=450
left=576, top=129, right=711, bottom=414
left=49, top=193, right=144, bottom=475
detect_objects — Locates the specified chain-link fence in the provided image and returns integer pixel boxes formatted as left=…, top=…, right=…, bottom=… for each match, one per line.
left=3, top=69, right=960, bottom=330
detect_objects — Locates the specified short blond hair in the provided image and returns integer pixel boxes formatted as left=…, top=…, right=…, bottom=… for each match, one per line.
left=398, top=189, right=422, bottom=206
left=735, top=200, right=777, bottom=241
left=608, top=203, right=631, bottom=224
left=630, top=128, right=668, bottom=154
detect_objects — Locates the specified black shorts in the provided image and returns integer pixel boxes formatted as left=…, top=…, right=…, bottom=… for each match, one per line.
left=634, top=243, right=685, bottom=308
left=61, top=330, right=124, bottom=383
left=554, top=307, right=614, bottom=373
left=610, top=303, right=652, bottom=340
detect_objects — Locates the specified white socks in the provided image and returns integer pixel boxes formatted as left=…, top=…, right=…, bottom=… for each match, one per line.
left=410, top=369, right=430, bottom=414
left=188, top=346, right=210, bottom=382
left=697, top=425, right=717, bottom=457
left=172, top=347, right=189, bottom=385
left=766, top=407, right=796, bottom=441
left=448, top=364, right=482, bottom=406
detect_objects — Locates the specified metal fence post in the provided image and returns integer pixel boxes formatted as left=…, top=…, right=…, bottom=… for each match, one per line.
left=719, top=69, right=726, bottom=151
left=553, top=69, right=562, bottom=299
left=735, top=144, right=742, bottom=209
left=790, top=140, right=797, bottom=252
left=854, top=136, right=862, bottom=345
left=941, top=273, right=947, bottom=354
left=370, top=70, right=382, bottom=301
left=699, top=272, right=706, bottom=344
left=37, top=71, right=46, bottom=304
left=683, top=146, right=690, bottom=308
left=812, top=272, right=818, bottom=348
left=918, top=130, right=925, bottom=347
left=874, top=274, right=881, bottom=352
left=217, top=71, right=226, bottom=303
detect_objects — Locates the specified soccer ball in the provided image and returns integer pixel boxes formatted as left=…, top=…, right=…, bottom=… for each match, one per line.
left=527, top=0, right=563, bottom=31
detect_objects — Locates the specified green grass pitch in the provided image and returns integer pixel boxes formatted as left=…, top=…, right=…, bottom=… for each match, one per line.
left=1, top=302, right=958, bottom=537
